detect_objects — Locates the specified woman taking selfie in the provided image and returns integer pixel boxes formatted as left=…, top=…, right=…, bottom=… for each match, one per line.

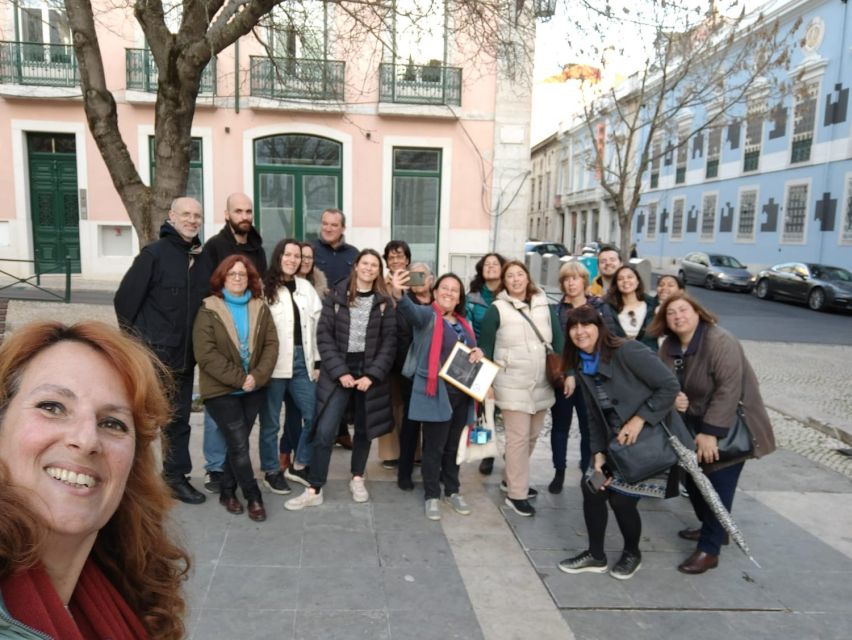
left=390, top=270, right=483, bottom=520
left=650, top=293, right=775, bottom=574
left=194, top=255, right=279, bottom=522
left=0, top=321, right=189, bottom=639
left=285, top=249, right=396, bottom=510
left=558, top=306, right=689, bottom=580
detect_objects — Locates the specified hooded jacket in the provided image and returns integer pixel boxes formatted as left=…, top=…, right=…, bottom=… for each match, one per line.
left=199, top=223, right=267, bottom=284
left=114, top=221, right=206, bottom=375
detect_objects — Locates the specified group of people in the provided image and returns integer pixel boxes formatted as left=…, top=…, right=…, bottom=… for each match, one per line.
left=0, top=197, right=777, bottom=636
left=553, top=246, right=775, bottom=580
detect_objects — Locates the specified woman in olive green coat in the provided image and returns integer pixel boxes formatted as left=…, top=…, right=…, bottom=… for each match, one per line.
left=193, top=255, right=278, bottom=522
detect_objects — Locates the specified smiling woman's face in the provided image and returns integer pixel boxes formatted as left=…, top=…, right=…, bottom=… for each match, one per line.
left=0, top=341, right=135, bottom=548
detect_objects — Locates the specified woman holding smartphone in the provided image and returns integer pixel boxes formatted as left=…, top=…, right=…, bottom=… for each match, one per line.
left=558, top=305, right=689, bottom=580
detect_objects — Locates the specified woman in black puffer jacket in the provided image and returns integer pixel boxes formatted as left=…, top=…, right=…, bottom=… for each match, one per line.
left=284, top=249, right=396, bottom=511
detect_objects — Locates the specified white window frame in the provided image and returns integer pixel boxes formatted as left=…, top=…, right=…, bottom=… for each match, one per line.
left=735, top=185, right=759, bottom=243
left=840, top=172, right=852, bottom=246
left=699, top=191, right=718, bottom=242
left=780, top=179, right=811, bottom=245
left=743, top=98, right=765, bottom=174
left=670, top=196, right=685, bottom=241
left=789, top=78, right=820, bottom=166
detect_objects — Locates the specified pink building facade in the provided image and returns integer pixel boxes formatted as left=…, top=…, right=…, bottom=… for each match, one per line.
left=0, top=1, right=535, bottom=281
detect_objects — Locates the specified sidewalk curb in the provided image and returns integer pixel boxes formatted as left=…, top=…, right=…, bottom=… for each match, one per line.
left=766, top=404, right=852, bottom=447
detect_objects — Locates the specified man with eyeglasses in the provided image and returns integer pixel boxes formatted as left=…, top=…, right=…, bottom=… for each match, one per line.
left=114, top=196, right=209, bottom=505
left=197, top=193, right=271, bottom=495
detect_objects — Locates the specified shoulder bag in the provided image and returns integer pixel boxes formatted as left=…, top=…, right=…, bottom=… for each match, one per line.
left=672, top=357, right=753, bottom=461
left=515, top=306, right=564, bottom=389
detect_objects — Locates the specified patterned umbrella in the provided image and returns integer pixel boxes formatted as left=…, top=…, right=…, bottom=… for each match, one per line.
left=663, top=425, right=761, bottom=568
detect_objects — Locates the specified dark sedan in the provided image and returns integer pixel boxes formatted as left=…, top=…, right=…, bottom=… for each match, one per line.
left=754, top=262, right=852, bottom=311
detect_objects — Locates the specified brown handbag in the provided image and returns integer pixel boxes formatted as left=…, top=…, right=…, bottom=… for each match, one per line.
left=516, top=307, right=564, bottom=389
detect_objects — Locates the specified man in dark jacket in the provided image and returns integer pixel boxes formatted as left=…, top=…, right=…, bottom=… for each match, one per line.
left=197, top=192, right=274, bottom=495
left=200, top=192, right=267, bottom=278
left=312, top=208, right=359, bottom=449
left=114, top=197, right=208, bottom=504
left=313, top=208, right=358, bottom=287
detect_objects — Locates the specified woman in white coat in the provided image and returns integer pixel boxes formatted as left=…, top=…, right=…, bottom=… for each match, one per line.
left=258, top=238, right=323, bottom=494
left=479, top=260, right=563, bottom=517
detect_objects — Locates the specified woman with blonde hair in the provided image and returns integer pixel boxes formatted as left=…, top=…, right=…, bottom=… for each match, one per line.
left=548, top=260, right=605, bottom=492
left=0, top=321, right=189, bottom=639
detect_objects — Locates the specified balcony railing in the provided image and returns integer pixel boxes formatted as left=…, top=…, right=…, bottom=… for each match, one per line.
left=126, top=49, right=216, bottom=94
left=380, top=63, right=461, bottom=106
left=250, top=56, right=344, bottom=101
left=0, top=41, right=78, bottom=87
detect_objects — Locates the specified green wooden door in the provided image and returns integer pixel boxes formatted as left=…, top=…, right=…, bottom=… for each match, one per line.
left=253, top=135, right=342, bottom=257
left=28, top=133, right=80, bottom=273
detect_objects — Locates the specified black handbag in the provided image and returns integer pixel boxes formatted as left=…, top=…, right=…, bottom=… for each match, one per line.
left=607, top=421, right=678, bottom=484
left=672, top=357, right=754, bottom=462
left=716, top=405, right=753, bottom=460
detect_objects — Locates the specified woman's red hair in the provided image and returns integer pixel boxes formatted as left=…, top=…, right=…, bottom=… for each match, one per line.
left=209, top=254, right=263, bottom=298
left=0, top=321, right=189, bottom=640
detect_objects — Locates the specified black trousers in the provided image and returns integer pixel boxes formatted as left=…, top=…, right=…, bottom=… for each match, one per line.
left=205, top=390, right=265, bottom=501
left=308, top=354, right=371, bottom=489
left=581, top=480, right=642, bottom=559
left=397, top=376, right=421, bottom=482
left=420, top=386, right=469, bottom=500
left=162, top=372, right=194, bottom=480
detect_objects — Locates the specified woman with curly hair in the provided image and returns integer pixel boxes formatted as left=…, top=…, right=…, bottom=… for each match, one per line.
left=0, top=321, right=190, bottom=639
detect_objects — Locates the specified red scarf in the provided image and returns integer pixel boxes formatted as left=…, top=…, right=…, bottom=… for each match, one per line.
left=1, top=559, right=148, bottom=640
left=426, top=302, right=475, bottom=397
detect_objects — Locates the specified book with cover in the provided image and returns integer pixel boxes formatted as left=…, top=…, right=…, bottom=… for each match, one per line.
left=438, top=342, right=499, bottom=402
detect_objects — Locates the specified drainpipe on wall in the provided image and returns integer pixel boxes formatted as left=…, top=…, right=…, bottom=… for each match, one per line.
left=234, top=39, right=240, bottom=113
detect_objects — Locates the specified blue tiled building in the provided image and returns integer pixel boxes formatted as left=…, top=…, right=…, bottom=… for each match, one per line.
left=635, top=0, right=852, bottom=271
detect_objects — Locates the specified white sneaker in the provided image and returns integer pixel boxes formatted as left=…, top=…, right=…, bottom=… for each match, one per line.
left=425, top=498, right=441, bottom=521
left=284, top=488, right=323, bottom=511
left=349, top=476, right=369, bottom=503
left=444, top=493, right=472, bottom=515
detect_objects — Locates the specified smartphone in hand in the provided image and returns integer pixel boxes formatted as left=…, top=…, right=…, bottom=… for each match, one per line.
left=408, top=271, right=426, bottom=286
left=584, top=465, right=612, bottom=492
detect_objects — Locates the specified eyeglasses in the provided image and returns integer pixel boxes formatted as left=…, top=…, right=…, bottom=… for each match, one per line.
left=627, top=310, right=637, bottom=327
left=226, top=271, right=247, bottom=280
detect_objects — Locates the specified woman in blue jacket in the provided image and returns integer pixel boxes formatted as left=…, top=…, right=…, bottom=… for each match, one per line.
left=390, top=270, right=485, bottom=521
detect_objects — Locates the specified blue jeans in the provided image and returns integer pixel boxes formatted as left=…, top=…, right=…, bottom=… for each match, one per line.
left=259, top=346, right=317, bottom=472
left=203, top=409, right=226, bottom=473
left=550, top=388, right=591, bottom=472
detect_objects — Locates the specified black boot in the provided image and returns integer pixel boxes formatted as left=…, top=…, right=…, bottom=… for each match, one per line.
left=548, top=469, right=565, bottom=494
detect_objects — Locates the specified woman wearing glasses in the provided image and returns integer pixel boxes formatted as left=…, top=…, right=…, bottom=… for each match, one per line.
left=193, top=255, right=279, bottom=521
left=604, top=265, right=658, bottom=351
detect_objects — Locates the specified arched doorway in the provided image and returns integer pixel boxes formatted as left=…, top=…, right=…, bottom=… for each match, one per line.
left=253, top=134, right=342, bottom=248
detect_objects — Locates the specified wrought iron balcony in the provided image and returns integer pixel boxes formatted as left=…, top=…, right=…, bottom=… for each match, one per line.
left=125, top=49, right=216, bottom=94
left=250, top=56, right=344, bottom=101
left=0, top=41, right=78, bottom=87
left=380, top=63, right=461, bottom=106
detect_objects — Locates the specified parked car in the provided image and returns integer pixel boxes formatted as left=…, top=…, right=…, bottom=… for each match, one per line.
left=754, top=262, right=852, bottom=311
left=678, top=252, right=754, bottom=292
left=524, top=241, right=569, bottom=258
